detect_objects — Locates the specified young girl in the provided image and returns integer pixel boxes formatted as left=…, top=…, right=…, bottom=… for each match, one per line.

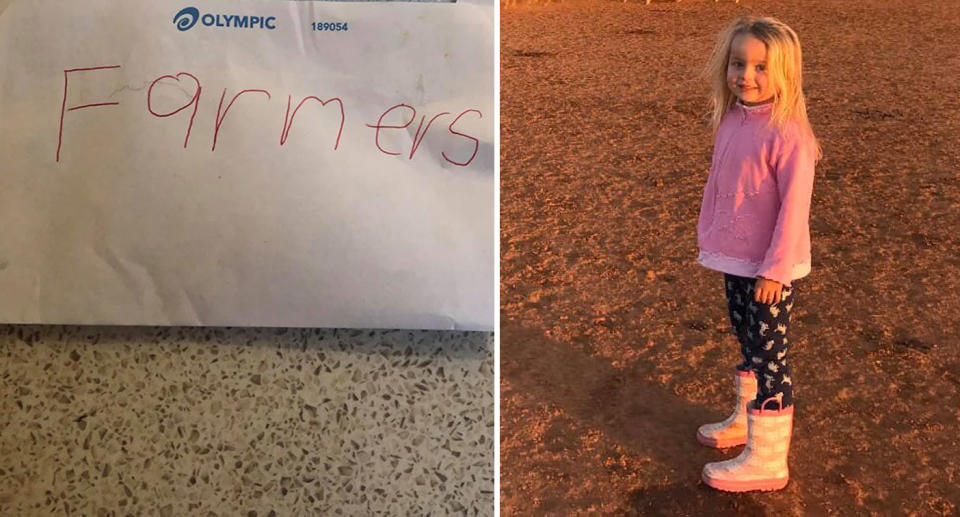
left=693, top=15, right=822, bottom=493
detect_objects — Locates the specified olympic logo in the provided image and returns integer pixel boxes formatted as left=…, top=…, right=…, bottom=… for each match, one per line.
left=173, top=6, right=199, bottom=31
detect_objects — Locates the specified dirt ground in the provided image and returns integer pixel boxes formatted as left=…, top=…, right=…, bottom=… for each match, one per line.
left=500, top=0, right=960, bottom=514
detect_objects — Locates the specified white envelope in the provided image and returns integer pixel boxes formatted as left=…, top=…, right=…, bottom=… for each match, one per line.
left=0, top=0, right=494, bottom=330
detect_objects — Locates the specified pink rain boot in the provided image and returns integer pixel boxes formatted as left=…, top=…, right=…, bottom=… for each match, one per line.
left=701, top=393, right=794, bottom=492
left=696, top=368, right=757, bottom=448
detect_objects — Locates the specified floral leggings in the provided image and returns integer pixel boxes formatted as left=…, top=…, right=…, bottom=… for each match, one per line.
left=724, top=273, right=799, bottom=410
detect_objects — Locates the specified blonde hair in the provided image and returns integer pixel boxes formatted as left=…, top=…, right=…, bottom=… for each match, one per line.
left=702, top=16, right=822, bottom=161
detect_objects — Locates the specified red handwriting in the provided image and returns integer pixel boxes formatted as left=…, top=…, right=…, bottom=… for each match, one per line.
left=57, top=65, right=122, bottom=162
left=442, top=109, right=482, bottom=167
left=281, top=95, right=345, bottom=150
left=365, top=105, right=483, bottom=167
left=410, top=112, right=450, bottom=160
left=147, top=72, right=202, bottom=148
left=56, top=66, right=482, bottom=168
left=365, top=104, right=416, bottom=156
left=213, top=88, right=271, bottom=151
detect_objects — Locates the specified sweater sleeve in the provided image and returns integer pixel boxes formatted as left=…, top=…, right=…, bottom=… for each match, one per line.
left=754, top=128, right=816, bottom=288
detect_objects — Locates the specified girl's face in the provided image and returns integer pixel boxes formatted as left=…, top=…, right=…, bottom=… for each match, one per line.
left=727, top=33, right=776, bottom=106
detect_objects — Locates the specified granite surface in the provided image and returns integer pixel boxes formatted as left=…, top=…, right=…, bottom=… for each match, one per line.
left=0, top=325, right=494, bottom=516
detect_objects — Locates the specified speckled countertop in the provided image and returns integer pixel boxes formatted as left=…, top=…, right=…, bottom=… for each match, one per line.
left=0, top=325, right=494, bottom=516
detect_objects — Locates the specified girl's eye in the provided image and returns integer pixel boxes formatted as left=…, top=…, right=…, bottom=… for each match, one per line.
left=756, top=65, right=765, bottom=72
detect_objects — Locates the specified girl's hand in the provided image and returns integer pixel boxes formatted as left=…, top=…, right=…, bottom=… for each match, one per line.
left=754, top=277, right=783, bottom=305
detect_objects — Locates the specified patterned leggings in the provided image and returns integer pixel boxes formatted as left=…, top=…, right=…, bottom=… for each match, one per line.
left=724, top=273, right=799, bottom=410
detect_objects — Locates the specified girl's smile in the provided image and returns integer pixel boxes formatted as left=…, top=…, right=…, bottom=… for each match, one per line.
left=727, top=33, right=775, bottom=106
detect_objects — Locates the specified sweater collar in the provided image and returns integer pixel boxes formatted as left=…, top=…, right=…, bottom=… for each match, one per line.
left=736, top=98, right=774, bottom=114
left=734, top=99, right=773, bottom=122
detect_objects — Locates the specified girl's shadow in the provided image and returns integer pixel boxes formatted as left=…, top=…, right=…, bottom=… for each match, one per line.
left=502, top=319, right=780, bottom=514
left=626, top=482, right=767, bottom=516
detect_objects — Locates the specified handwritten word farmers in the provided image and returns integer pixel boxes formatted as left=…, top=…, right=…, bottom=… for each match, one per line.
left=56, top=65, right=482, bottom=167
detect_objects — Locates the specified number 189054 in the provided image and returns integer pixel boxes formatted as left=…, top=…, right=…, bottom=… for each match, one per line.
left=312, top=22, right=348, bottom=31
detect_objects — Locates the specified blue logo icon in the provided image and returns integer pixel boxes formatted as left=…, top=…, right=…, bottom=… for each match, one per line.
left=173, top=6, right=277, bottom=31
left=173, top=7, right=199, bottom=31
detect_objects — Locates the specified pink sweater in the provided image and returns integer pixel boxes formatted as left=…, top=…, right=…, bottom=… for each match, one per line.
left=696, top=100, right=818, bottom=288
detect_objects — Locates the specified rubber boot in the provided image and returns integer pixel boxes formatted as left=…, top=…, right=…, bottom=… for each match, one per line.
left=696, top=368, right=757, bottom=448
left=701, top=393, right=794, bottom=492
